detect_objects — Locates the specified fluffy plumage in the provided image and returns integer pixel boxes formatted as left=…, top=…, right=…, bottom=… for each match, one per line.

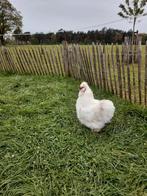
left=76, top=82, right=115, bottom=132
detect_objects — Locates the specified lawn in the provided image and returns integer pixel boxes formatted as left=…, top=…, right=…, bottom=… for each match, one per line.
left=0, top=74, right=147, bottom=196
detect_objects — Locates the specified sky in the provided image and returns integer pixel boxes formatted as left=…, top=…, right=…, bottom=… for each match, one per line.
left=10, top=0, right=147, bottom=33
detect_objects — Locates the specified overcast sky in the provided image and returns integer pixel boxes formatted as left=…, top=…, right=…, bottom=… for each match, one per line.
left=10, top=0, right=147, bottom=33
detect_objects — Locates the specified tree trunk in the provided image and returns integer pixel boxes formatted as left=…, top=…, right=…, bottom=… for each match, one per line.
left=0, top=35, right=5, bottom=45
left=132, top=17, right=136, bottom=45
left=129, top=17, right=136, bottom=63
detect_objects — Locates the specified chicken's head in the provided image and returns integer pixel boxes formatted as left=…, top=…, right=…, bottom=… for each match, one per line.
left=79, top=82, right=88, bottom=92
left=78, top=81, right=93, bottom=97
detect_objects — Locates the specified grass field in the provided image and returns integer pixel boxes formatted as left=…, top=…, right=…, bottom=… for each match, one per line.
left=0, top=74, right=147, bottom=196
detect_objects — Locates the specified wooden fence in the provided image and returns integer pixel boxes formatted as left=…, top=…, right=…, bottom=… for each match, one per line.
left=0, top=43, right=147, bottom=106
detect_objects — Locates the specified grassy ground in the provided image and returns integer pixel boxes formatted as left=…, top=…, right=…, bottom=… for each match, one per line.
left=0, top=74, right=147, bottom=196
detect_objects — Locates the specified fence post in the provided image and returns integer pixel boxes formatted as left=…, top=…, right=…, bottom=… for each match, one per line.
left=62, top=41, right=70, bottom=76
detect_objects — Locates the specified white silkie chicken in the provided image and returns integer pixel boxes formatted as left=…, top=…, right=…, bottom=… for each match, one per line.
left=76, top=82, right=115, bottom=132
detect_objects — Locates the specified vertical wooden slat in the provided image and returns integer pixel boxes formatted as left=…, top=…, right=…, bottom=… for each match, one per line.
left=72, top=45, right=77, bottom=79
left=73, top=44, right=80, bottom=80
left=107, top=52, right=114, bottom=94
left=61, top=46, right=66, bottom=75
left=43, top=46, right=52, bottom=74
left=74, top=44, right=82, bottom=80
left=42, top=46, right=51, bottom=74
left=57, top=46, right=64, bottom=76
left=81, top=47, right=90, bottom=82
left=46, top=48, right=55, bottom=75
left=111, top=44, right=118, bottom=95
left=137, top=45, right=142, bottom=104
left=50, top=48, right=58, bottom=75
left=25, top=48, right=37, bottom=74
left=13, top=47, right=25, bottom=73
left=87, top=46, right=95, bottom=85
left=5, top=48, right=16, bottom=73
left=116, top=45, right=123, bottom=98
left=145, top=42, right=147, bottom=105
left=0, top=49, right=4, bottom=71
left=37, top=47, right=47, bottom=75
left=83, top=48, right=92, bottom=84
left=21, top=48, right=30, bottom=73
left=2, top=48, right=14, bottom=72
left=0, top=48, right=7, bottom=72
left=35, top=47, right=45, bottom=75
left=18, top=48, right=31, bottom=74
left=49, top=48, right=56, bottom=75
left=39, top=47, right=50, bottom=75
left=131, top=45, right=137, bottom=103
left=67, top=45, right=73, bottom=77
left=16, top=47, right=28, bottom=73
left=99, top=44, right=106, bottom=90
left=10, top=47, right=22, bottom=74
left=69, top=45, right=75, bottom=77
left=27, top=48, right=40, bottom=74
left=28, top=48, right=40, bottom=75
left=63, top=41, right=70, bottom=76
left=8, top=48, right=20, bottom=73
left=1, top=48, right=10, bottom=72
left=126, top=46, right=132, bottom=102
left=24, top=48, right=36, bottom=74
left=92, top=44, right=99, bottom=87
left=82, top=47, right=90, bottom=82
left=30, top=47, right=42, bottom=75
left=105, top=44, right=111, bottom=92
left=103, top=45, right=110, bottom=91
left=71, top=44, right=77, bottom=79
left=39, top=47, right=47, bottom=75
left=43, top=47, right=52, bottom=75
left=121, top=44, right=127, bottom=99
left=37, top=47, right=47, bottom=74
left=78, top=46, right=87, bottom=80
left=96, top=44, right=102, bottom=89
left=3, top=48, right=11, bottom=72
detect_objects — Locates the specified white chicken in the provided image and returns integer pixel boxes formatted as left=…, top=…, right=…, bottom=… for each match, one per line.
left=76, top=82, right=115, bottom=132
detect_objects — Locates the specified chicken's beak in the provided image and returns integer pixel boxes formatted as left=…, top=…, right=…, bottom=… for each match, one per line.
left=80, top=86, right=84, bottom=90
left=79, top=86, right=86, bottom=93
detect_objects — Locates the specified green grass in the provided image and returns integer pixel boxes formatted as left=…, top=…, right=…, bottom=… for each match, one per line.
left=0, top=74, right=147, bottom=196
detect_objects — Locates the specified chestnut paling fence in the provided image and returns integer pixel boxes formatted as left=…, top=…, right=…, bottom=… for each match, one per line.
left=0, top=43, right=147, bottom=105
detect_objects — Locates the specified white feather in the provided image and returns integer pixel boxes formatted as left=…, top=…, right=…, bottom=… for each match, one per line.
left=76, top=82, right=115, bottom=132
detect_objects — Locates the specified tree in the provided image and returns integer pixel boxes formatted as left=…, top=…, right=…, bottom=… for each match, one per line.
left=22, top=32, right=31, bottom=44
left=0, top=0, right=22, bottom=45
left=13, top=26, right=22, bottom=44
left=118, top=0, right=147, bottom=44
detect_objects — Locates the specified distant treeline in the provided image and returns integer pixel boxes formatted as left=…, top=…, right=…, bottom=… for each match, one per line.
left=12, top=27, right=147, bottom=45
